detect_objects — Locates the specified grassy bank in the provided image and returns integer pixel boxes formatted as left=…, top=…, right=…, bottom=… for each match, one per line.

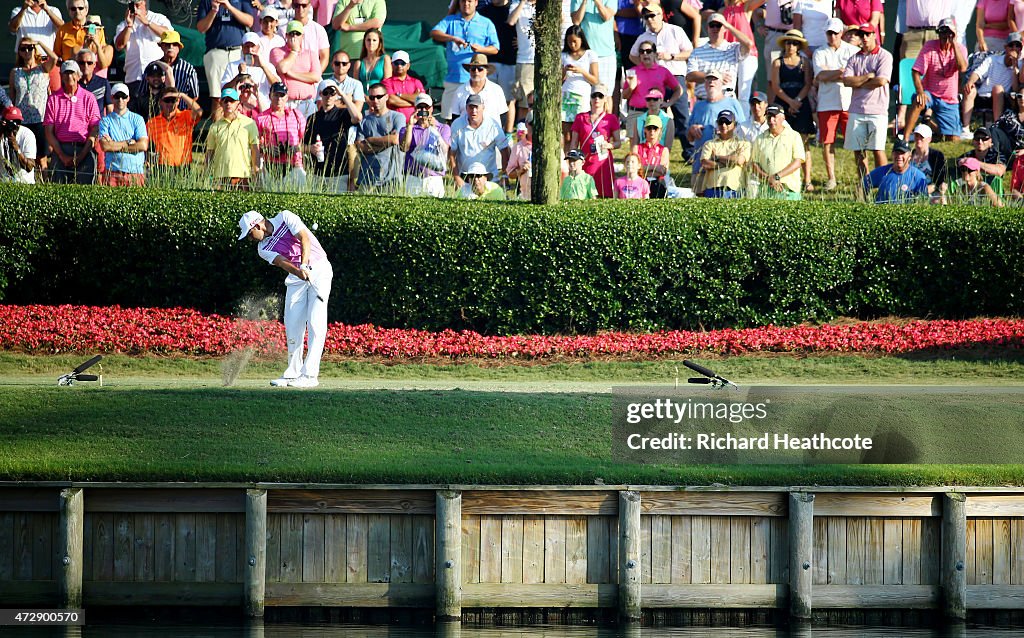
left=2, top=353, right=1022, bottom=485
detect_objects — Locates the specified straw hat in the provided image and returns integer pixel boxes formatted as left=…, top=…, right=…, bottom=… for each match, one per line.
left=777, top=29, right=809, bottom=52
left=462, top=53, right=495, bottom=73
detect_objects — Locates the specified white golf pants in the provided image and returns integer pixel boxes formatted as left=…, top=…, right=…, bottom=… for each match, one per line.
left=282, top=261, right=333, bottom=380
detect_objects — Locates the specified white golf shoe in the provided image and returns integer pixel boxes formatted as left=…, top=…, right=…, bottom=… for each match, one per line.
left=289, top=375, right=319, bottom=388
left=270, top=377, right=296, bottom=387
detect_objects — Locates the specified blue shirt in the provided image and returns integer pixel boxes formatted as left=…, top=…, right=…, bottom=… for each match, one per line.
left=688, top=96, right=744, bottom=179
left=615, top=0, right=644, bottom=36
left=198, top=0, right=256, bottom=49
left=433, top=13, right=499, bottom=84
left=99, top=109, right=147, bottom=174
left=866, top=164, right=930, bottom=204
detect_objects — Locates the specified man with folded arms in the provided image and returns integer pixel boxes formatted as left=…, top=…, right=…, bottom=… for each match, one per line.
left=97, top=81, right=146, bottom=186
left=44, top=59, right=99, bottom=184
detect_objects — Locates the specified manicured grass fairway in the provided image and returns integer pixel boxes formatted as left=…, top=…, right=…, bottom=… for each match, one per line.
left=2, top=353, right=1023, bottom=485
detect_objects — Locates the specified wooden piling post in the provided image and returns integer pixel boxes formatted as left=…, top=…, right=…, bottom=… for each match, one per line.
left=58, top=488, right=84, bottom=609
left=788, top=492, right=814, bottom=620
left=942, top=492, right=967, bottom=621
left=244, top=489, right=268, bottom=618
left=618, top=490, right=642, bottom=622
left=436, top=490, right=462, bottom=621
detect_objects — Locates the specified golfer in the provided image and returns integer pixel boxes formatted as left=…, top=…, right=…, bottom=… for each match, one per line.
left=238, top=210, right=333, bottom=388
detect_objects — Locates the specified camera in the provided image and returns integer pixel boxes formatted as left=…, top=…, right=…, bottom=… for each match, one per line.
left=417, top=109, right=430, bottom=118
left=87, top=23, right=97, bottom=35
left=0, top=119, right=19, bottom=135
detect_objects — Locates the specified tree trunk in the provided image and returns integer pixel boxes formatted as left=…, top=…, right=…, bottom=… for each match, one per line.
left=531, top=0, right=563, bottom=204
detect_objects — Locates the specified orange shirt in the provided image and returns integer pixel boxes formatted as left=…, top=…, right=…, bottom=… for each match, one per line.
left=56, top=22, right=108, bottom=66
left=147, top=109, right=199, bottom=166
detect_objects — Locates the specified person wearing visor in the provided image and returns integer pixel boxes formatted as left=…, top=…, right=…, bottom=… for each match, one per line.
left=697, top=108, right=748, bottom=198
left=902, top=17, right=967, bottom=142
left=206, top=86, right=260, bottom=190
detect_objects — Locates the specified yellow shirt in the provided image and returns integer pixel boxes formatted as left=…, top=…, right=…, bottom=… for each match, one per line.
left=751, top=127, right=805, bottom=193
left=700, top=136, right=751, bottom=192
left=207, top=114, right=259, bottom=179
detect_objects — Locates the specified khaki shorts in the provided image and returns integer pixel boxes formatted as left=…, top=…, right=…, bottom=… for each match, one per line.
left=901, top=28, right=937, bottom=60
left=513, top=63, right=535, bottom=108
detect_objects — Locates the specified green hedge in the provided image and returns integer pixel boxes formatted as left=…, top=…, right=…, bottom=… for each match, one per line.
left=2, top=184, right=1023, bottom=334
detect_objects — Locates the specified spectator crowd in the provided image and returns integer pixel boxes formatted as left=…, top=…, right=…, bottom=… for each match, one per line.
left=2, top=0, right=1022, bottom=205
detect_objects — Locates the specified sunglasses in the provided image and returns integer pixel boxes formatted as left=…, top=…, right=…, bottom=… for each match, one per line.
left=69, top=6, right=86, bottom=11
left=238, top=84, right=254, bottom=91
left=221, top=97, right=238, bottom=103
left=642, top=13, right=658, bottom=19
left=708, top=23, right=723, bottom=29
left=161, top=96, right=177, bottom=103
left=393, top=60, right=407, bottom=66
left=333, top=60, right=350, bottom=66
left=471, top=66, right=488, bottom=72
left=716, top=120, right=733, bottom=126
left=287, top=31, right=302, bottom=36
left=591, top=94, right=604, bottom=99
left=645, top=96, right=660, bottom=101
left=638, top=49, right=655, bottom=54
left=113, top=93, right=129, bottom=99
left=321, top=88, right=337, bottom=96
left=368, top=93, right=387, bottom=100
left=19, top=46, right=36, bottom=52
left=293, top=3, right=309, bottom=7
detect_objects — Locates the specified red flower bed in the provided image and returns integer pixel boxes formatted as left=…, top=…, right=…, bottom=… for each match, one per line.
left=1, top=305, right=1023, bottom=359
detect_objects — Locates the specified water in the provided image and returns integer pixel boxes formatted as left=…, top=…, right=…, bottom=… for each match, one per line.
left=6, top=621, right=1023, bottom=638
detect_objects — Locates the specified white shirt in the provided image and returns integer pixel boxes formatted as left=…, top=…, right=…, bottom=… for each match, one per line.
left=561, top=49, right=598, bottom=97
left=222, top=60, right=271, bottom=110
left=116, top=11, right=173, bottom=84
left=509, top=0, right=536, bottom=64
left=451, top=80, right=510, bottom=122
left=9, top=5, right=61, bottom=53
left=812, top=41, right=858, bottom=112
left=793, top=0, right=831, bottom=50
left=631, top=23, right=693, bottom=77
left=975, top=54, right=1022, bottom=98
left=0, top=125, right=37, bottom=184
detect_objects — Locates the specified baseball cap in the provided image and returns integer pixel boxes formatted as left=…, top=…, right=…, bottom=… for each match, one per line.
left=707, top=12, right=725, bottom=26
left=465, top=93, right=484, bottom=107
left=853, top=23, right=876, bottom=34
left=974, top=127, right=992, bottom=140
left=242, top=32, right=261, bottom=46
left=286, top=20, right=304, bottom=34
left=824, top=17, right=845, bottom=34
left=159, top=30, right=182, bottom=46
left=111, top=82, right=130, bottom=98
left=1008, top=32, right=1024, bottom=45
left=765, top=104, right=785, bottom=117
left=566, top=149, right=585, bottom=161
left=937, top=17, right=956, bottom=32
left=592, top=83, right=609, bottom=97
left=145, top=61, right=164, bottom=76
left=516, top=122, right=528, bottom=134
left=414, top=93, right=433, bottom=107
left=913, top=124, right=933, bottom=139
left=60, top=60, right=80, bottom=74
left=270, top=81, right=288, bottom=95
left=3, top=106, right=24, bottom=121
left=221, top=87, right=240, bottom=101
left=703, top=68, right=721, bottom=80
left=317, top=78, right=340, bottom=94
left=959, top=157, right=982, bottom=172
left=892, top=139, right=911, bottom=155
left=749, top=91, right=768, bottom=104
left=238, top=211, right=264, bottom=240
left=645, top=88, right=664, bottom=100
left=259, top=6, right=280, bottom=20
left=644, top=114, right=662, bottom=129
left=716, top=109, right=736, bottom=124
left=392, top=50, right=410, bottom=65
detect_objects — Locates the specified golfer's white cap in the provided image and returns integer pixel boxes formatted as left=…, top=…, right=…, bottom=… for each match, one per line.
left=238, top=210, right=264, bottom=240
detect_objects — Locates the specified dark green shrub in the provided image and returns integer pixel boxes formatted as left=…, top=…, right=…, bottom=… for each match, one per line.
left=2, top=184, right=1022, bottom=334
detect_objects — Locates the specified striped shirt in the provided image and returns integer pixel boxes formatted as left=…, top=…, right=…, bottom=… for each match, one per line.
left=171, top=58, right=200, bottom=101
left=257, top=210, right=328, bottom=268
left=255, top=108, right=306, bottom=166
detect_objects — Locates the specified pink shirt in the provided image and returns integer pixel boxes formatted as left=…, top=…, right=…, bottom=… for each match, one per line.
left=844, top=46, right=893, bottom=115
left=255, top=108, right=307, bottom=166
left=626, top=65, right=681, bottom=109
left=615, top=175, right=650, bottom=198
left=835, top=0, right=882, bottom=28
left=912, top=39, right=967, bottom=103
left=257, top=210, right=328, bottom=269
left=1014, top=0, right=1024, bottom=33
left=43, top=85, right=101, bottom=144
left=269, top=46, right=318, bottom=100
left=382, top=75, right=426, bottom=123
left=979, top=0, right=1013, bottom=38
left=722, top=4, right=757, bottom=57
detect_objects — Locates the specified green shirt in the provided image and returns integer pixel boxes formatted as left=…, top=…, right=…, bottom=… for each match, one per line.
left=332, top=0, right=387, bottom=59
left=560, top=172, right=598, bottom=200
